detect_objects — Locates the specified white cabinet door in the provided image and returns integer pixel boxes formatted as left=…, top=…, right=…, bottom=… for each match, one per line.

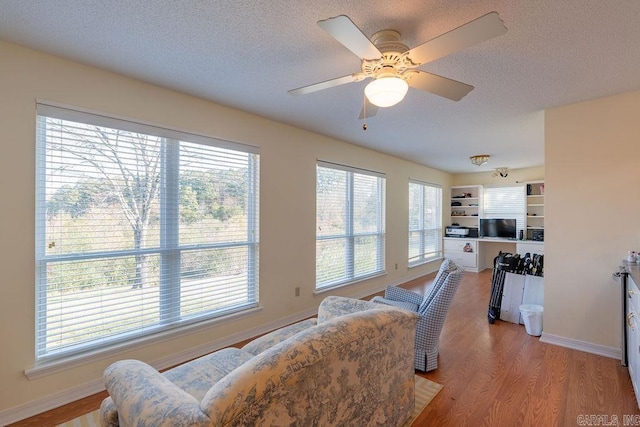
left=448, top=252, right=477, bottom=269
left=627, top=276, right=640, bottom=409
left=444, top=240, right=477, bottom=253
left=444, top=239, right=478, bottom=271
left=628, top=308, right=640, bottom=407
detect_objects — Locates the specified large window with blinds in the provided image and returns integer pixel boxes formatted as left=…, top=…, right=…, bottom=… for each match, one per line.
left=408, top=181, right=442, bottom=266
left=483, top=185, right=526, bottom=234
left=315, top=162, right=385, bottom=290
left=35, top=103, right=259, bottom=361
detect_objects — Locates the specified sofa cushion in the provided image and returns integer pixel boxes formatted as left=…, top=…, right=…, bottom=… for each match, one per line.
left=241, top=318, right=317, bottom=356
left=163, top=347, right=254, bottom=400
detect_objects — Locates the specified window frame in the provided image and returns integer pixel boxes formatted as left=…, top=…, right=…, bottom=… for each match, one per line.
left=408, top=180, right=443, bottom=267
left=315, top=161, right=386, bottom=290
left=34, top=102, right=260, bottom=363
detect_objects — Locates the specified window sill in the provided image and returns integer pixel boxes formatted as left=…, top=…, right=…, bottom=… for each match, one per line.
left=409, top=256, right=443, bottom=269
left=25, top=306, right=263, bottom=380
left=313, top=271, right=387, bottom=296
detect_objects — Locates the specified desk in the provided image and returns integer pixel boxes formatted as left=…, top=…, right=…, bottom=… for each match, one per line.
left=443, top=237, right=544, bottom=272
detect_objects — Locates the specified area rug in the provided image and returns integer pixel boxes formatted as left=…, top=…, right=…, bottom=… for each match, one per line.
left=404, top=375, right=443, bottom=426
left=57, top=375, right=442, bottom=427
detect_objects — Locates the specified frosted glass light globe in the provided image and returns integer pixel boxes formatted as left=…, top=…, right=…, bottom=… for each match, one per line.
left=364, top=77, right=409, bottom=107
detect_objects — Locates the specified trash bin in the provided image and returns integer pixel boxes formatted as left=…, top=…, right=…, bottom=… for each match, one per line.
left=519, top=304, right=543, bottom=336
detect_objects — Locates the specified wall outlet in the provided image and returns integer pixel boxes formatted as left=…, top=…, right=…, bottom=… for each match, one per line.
left=295, top=286, right=300, bottom=297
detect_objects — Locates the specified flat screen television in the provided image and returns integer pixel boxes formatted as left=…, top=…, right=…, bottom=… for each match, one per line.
left=479, top=218, right=517, bottom=239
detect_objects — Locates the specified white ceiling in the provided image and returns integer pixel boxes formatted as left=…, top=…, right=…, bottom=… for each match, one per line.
left=1, top=0, right=639, bottom=173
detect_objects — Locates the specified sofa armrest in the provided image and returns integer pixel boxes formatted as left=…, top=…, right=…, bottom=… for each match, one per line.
left=99, top=397, right=119, bottom=427
left=103, top=359, right=211, bottom=427
left=383, top=285, right=424, bottom=306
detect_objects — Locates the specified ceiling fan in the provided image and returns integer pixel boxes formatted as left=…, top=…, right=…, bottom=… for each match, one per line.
left=289, top=12, right=507, bottom=118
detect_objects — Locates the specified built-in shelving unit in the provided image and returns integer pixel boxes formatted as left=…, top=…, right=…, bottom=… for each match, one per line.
left=445, top=182, right=544, bottom=273
left=525, top=181, right=544, bottom=241
left=449, top=185, right=483, bottom=232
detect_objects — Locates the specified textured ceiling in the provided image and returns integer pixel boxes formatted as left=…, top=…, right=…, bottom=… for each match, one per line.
left=1, top=0, right=639, bottom=173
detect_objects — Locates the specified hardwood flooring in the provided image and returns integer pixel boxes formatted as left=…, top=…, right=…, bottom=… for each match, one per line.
left=11, top=269, right=640, bottom=426
left=405, top=269, right=640, bottom=426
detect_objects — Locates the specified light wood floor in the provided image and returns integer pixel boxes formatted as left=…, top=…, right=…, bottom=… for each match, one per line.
left=11, top=269, right=640, bottom=426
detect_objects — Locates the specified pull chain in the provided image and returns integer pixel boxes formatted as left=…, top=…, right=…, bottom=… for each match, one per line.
left=362, top=94, right=367, bottom=131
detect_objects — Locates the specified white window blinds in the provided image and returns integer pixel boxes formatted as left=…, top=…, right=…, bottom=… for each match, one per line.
left=483, top=185, right=526, bottom=233
left=35, top=103, right=259, bottom=360
left=408, top=180, right=442, bottom=266
left=316, top=162, right=386, bottom=289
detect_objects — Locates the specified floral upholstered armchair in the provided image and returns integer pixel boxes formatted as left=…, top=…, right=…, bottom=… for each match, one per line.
left=372, top=258, right=463, bottom=371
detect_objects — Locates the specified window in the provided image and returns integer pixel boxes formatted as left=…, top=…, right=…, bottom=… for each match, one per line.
left=483, top=185, right=526, bottom=233
left=35, top=103, right=259, bottom=361
left=316, top=162, right=385, bottom=289
left=408, top=181, right=442, bottom=266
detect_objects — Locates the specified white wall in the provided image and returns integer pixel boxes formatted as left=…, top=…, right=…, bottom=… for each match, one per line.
left=545, top=90, right=640, bottom=351
left=0, top=40, right=451, bottom=420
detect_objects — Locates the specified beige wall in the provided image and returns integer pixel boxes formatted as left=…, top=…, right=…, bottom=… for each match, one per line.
left=545, top=90, right=640, bottom=348
left=0, top=40, right=450, bottom=416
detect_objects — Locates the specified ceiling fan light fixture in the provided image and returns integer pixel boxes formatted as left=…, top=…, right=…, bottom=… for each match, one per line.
left=470, top=154, right=490, bottom=166
left=364, top=76, right=409, bottom=107
left=492, top=167, right=509, bottom=178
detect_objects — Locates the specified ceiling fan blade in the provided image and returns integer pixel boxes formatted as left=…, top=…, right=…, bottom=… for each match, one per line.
left=288, top=74, right=363, bottom=96
left=358, top=98, right=379, bottom=120
left=318, top=15, right=382, bottom=60
left=407, top=71, right=474, bottom=101
left=406, top=12, right=507, bottom=65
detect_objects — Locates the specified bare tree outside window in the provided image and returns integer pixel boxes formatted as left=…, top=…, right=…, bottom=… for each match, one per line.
left=46, top=123, right=162, bottom=289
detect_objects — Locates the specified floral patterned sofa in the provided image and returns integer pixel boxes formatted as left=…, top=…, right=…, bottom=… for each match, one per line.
left=100, top=296, right=418, bottom=427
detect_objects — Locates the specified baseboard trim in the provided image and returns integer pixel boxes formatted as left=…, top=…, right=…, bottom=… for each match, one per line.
left=0, top=378, right=104, bottom=426
left=540, top=332, right=622, bottom=360
left=0, top=307, right=318, bottom=426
